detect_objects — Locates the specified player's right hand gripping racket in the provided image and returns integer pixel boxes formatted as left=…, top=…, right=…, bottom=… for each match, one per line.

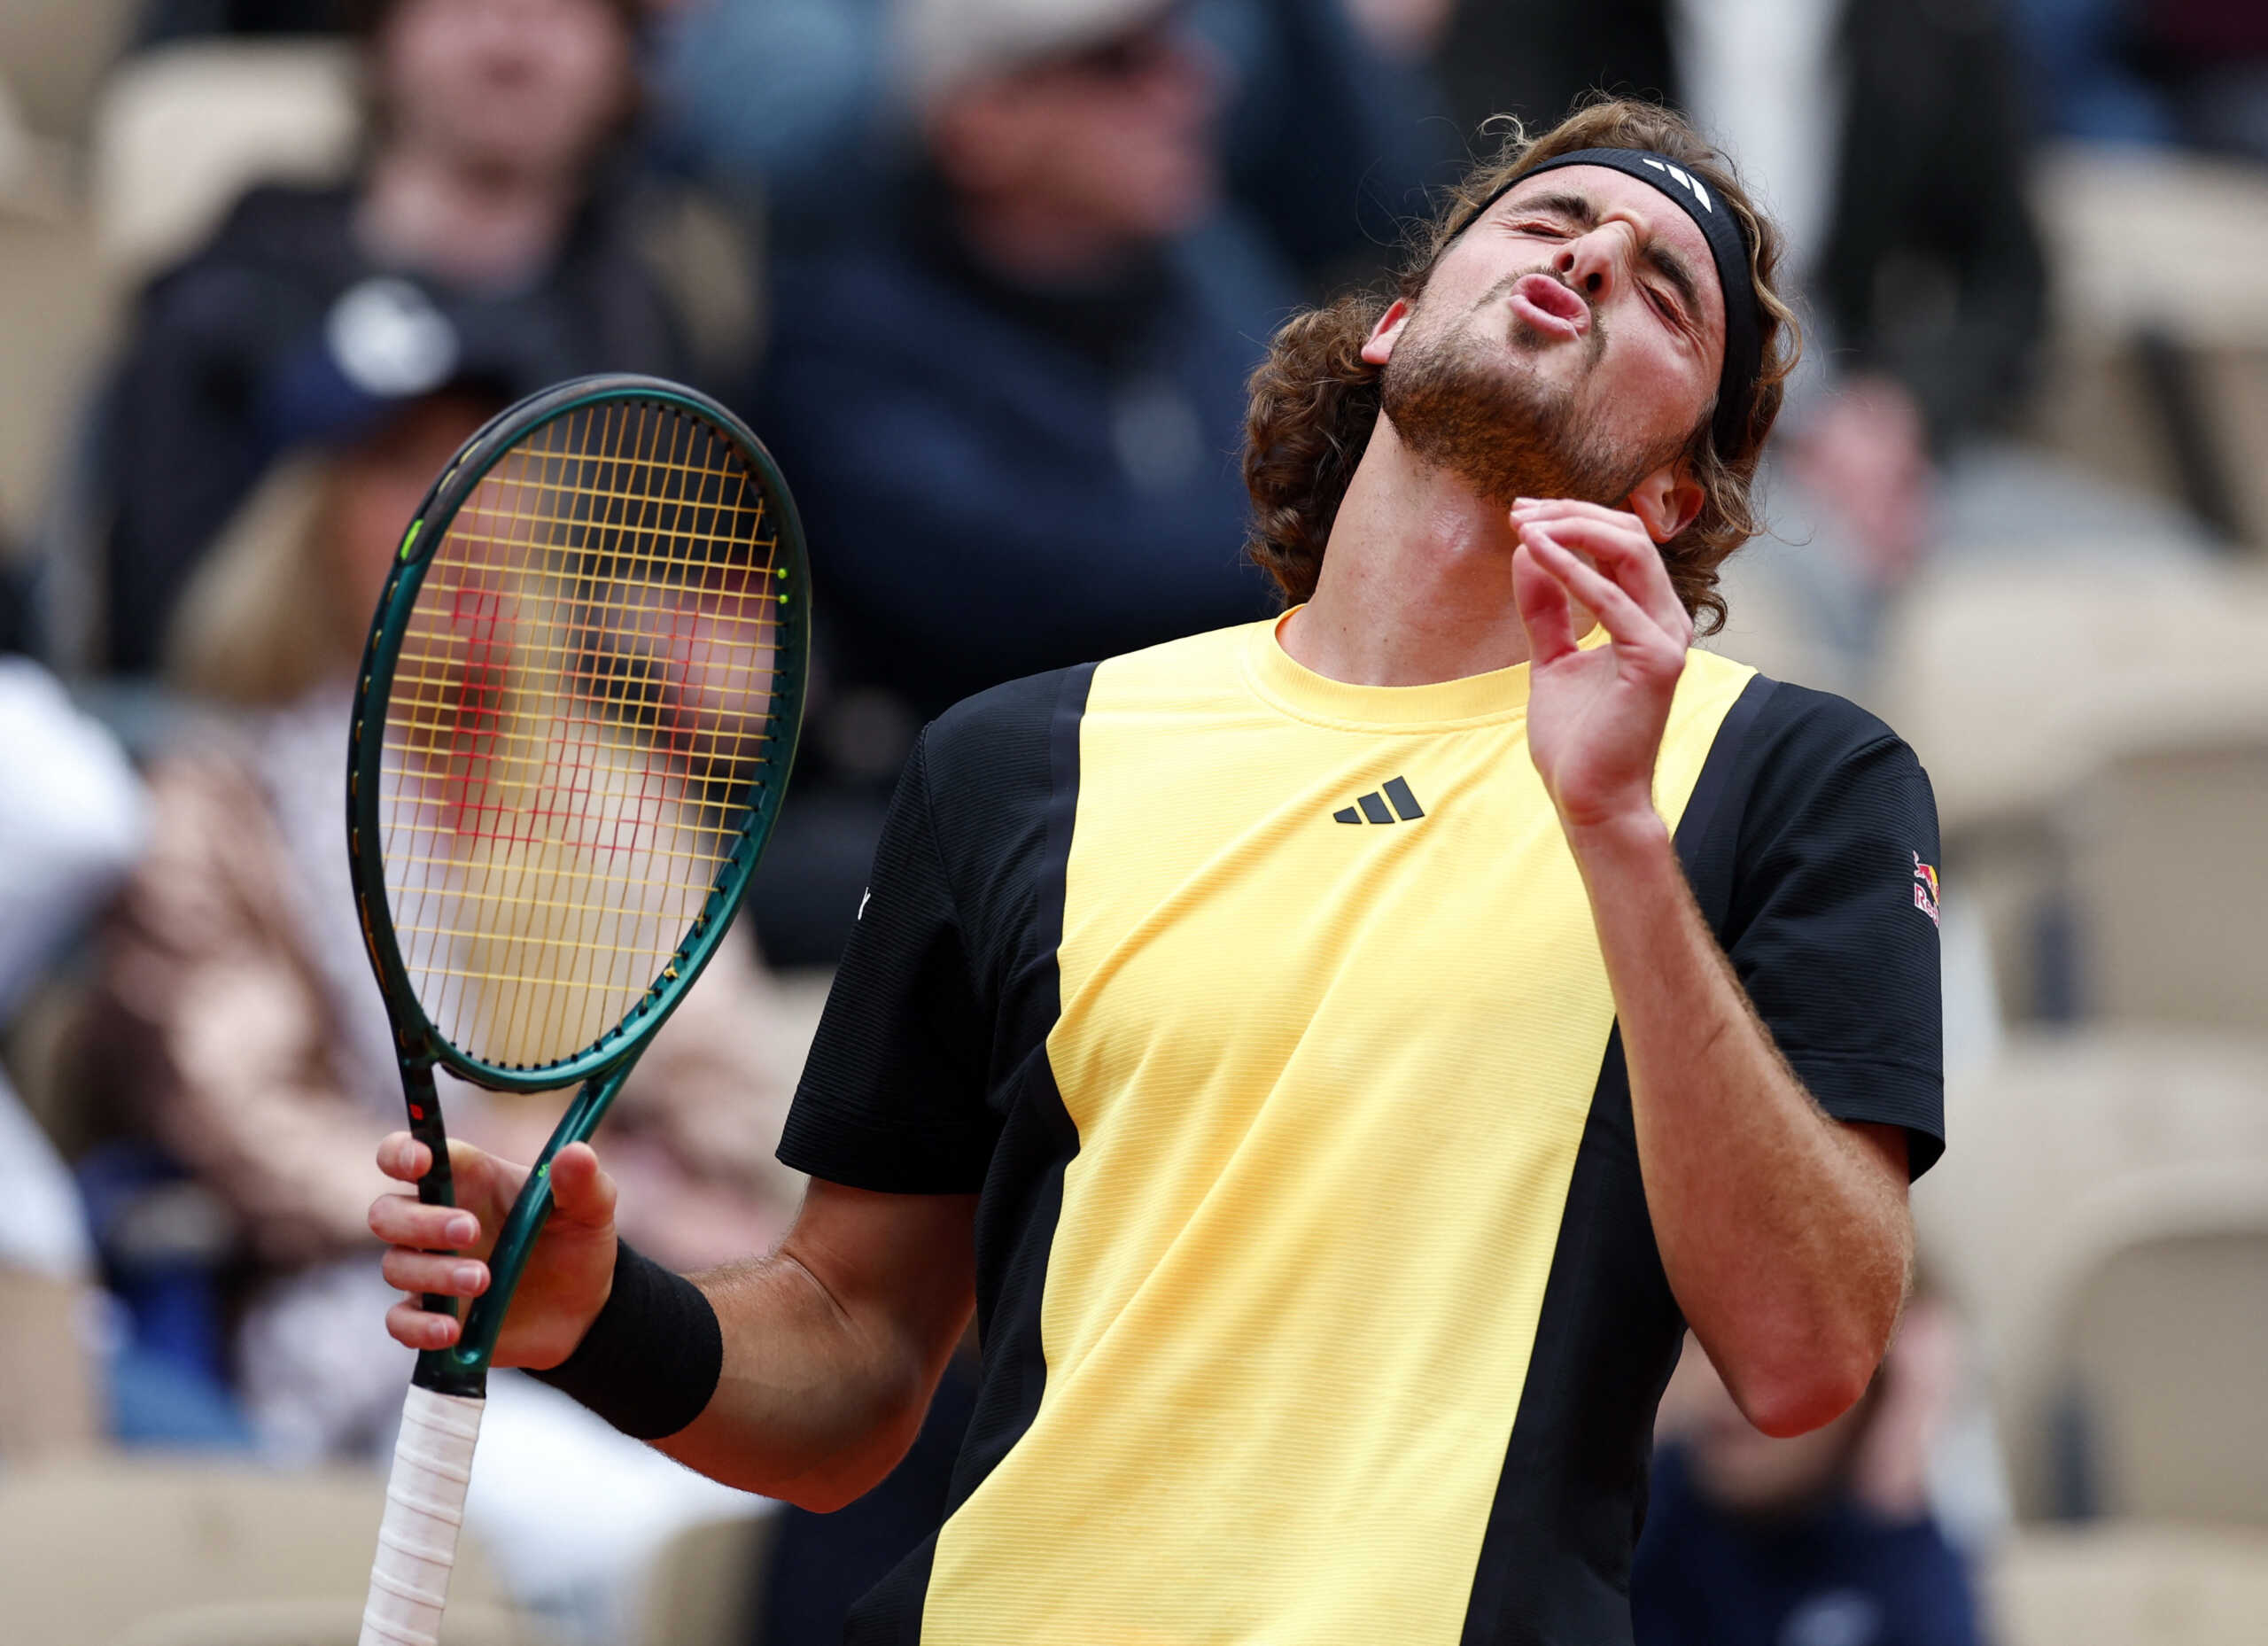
left=346, top=376, right=807, bottom=1646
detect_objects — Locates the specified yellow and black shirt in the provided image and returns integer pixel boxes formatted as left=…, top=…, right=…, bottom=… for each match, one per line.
left=779, top=616, right=1945, bottom=1646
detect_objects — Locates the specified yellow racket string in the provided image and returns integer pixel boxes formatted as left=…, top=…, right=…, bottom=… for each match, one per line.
left=377, top=400, right=783, bottom=1068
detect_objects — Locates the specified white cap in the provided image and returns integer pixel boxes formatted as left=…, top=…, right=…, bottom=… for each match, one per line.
left=895, top=0, right=1172, bottom=109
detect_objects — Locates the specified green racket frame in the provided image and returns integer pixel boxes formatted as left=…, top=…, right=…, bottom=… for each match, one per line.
left=346, top=375, right=808, bottom=1397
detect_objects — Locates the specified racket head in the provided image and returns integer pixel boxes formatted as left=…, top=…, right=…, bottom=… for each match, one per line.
left=346, top=375, right=807, bottom=1089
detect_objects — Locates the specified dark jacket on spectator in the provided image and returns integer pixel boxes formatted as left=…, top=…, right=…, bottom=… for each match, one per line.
left=753, top=181, right=1284, bottom=734
left=1433, top=0, right=2048, bottom=453
left=99, top=178, right=694, bottom=672
left=1632, top=1445, right=1984, bottom=1646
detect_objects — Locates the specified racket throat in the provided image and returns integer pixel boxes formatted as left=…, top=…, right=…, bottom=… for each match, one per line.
left=419, top=1064, right=633, bottom=1394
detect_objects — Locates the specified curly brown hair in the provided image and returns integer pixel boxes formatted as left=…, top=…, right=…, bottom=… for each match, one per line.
left=1242, top=98, right=1801, bottom=633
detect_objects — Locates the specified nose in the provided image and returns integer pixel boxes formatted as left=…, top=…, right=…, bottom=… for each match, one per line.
left=1554, top=223, right=1632, bottom=305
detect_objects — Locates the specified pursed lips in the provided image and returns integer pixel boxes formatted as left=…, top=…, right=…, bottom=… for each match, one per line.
left=1506, top=272, right=1590, bottom=340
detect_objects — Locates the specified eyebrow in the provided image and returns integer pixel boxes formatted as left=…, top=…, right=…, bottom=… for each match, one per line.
left=1505, top=188, right=1704, bottom=329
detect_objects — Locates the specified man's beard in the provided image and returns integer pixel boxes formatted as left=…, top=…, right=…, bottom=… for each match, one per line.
left=1379, top=275, right=1680, bottom=509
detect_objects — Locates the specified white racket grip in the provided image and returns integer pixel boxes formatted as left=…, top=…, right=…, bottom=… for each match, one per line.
left=359, top=1386, right=485, bottom=1646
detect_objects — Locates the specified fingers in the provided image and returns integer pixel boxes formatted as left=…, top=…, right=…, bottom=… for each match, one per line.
left=1511, top=500, right=1691, bottom=641
left=1511, top=541, right=1581, bottom=666
left=548, top=1143, right=618, bottom=1233
left=369, top=1192, right=481, bottom=1251
left=382, top=1248, right=489, bottom=1299
left=377, top=1131, right=431, bottom=1184
left=1522, top=531, right=1663, bottom=650
left=388, top=1298, right=462, bottom=1352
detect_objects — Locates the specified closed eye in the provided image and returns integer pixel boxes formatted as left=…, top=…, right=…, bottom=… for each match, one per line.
left=1641, top=248, right=1702, bottom=334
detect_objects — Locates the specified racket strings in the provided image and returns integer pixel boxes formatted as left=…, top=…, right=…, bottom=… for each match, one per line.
left=377, top=399, right=784, bottom=1069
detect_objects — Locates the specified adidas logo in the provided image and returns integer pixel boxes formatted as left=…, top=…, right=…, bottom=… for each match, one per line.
left=1640, top=156, right=1713, bottom=214
left=1333, top=776, right=1425, bottom=825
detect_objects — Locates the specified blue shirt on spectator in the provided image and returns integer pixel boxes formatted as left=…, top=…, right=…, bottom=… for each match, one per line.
left=753, top=180, right=1286, bottom=725
left=1633, top=1444, right=1984, bottom=1646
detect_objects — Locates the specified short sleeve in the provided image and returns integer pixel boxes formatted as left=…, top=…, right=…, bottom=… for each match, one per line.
left=1716, top=688, right=1946, bottom=1178
left=776, top=728, right=998, bottom=1192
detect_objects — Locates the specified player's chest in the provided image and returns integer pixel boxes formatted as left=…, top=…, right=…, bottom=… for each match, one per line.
left=1047, top=720, right=1614, bottom=1137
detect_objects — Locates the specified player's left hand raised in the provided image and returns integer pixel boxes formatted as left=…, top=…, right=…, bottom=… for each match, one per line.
left=1509, top=497, right=1693, bottom=834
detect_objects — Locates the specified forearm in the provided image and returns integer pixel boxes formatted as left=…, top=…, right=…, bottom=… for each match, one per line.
left=536, top=1184, right=977, bottom=1509
left=655, top=1246, right=967, bottom=1509
left=1568, top=811, right=1911, bottom=1435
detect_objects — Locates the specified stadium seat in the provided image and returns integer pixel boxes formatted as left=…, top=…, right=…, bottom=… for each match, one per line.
left=1987, top=1523, right=2268, bottom=1646
left=89, top=40, right=360, bottom=291
left=111, top=1597, right=539, bottom=1646
left=0, top=1456, right=524, bottom=1646
left=1914, top=1029, right=2268, bottom=1520
left=2026, top=144, right=2268, bottom=551
left=2070, top=731, right=2268, bottom=1030
left=0, top=192, right=105, bottom=551
left=633, top=1512, right=779, bottom=1646
left=1876, top=560, right=2268, bottom=839
left=2050, top=1228, right=2268, bottom=1526
left=0, top=0, right=136, bottom=141
left=0, top=1265, right=99, bottom=1463
left=0, top=70, right=107, bottom=551
left=1875, top=560, right=2268, bottom=1019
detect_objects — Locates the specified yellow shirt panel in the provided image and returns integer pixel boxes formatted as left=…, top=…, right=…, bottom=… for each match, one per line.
left=923, top=622, right=1756, bottom=1645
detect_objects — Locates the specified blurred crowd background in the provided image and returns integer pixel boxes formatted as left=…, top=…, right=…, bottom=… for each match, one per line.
left=0, top=1, right=2264, bottom=1643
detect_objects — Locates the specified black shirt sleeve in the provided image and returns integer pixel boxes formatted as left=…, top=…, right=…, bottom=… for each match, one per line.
left=1693, top=681, right=1946, bottom=1178
left=776, top=725, right=998, bottom=1192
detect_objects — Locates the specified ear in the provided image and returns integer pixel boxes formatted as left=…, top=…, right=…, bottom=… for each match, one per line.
left=1625, top=460, right=1705, bottom=543
left=1359, top=299, right=1413, bottom=368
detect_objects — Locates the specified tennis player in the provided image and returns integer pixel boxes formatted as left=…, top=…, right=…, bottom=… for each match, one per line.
left=370, top=98, right=1944, bottom=1644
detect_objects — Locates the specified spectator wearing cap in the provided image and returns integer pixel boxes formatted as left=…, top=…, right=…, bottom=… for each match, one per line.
left=747, top=0, right=1297, bottom=960
left=96, top=0, right=737, bottom=674
left=656, top=0, right=1450, bottom=276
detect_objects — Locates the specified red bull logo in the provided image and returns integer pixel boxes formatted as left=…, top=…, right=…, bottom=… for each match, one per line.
left=1913, top=852, right=1941, bottom=927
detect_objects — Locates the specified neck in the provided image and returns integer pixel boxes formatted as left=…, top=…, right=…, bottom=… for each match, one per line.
left=951, top=193, right=1144, bottom=287
left=357, top=141, right=581, bottom=289
left=1281, top=415, right=1592, bottom=687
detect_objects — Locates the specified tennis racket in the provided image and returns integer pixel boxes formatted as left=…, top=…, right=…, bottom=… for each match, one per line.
left=346, top=375, right=807, bottom=1646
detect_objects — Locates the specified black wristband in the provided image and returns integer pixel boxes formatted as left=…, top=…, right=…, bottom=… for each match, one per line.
left=526, top=1238, right=722, bottom=1440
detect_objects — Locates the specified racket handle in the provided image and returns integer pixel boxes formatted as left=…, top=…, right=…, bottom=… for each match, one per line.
left=359, top=1385, right=485, bottom=1646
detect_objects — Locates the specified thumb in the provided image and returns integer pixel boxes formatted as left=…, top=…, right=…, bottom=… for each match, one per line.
left=548, top=1143, right=618, bottom=1232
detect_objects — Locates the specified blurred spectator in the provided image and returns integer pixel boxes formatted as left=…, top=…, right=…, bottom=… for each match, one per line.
left=747, top=0, right=1301, bottom=959
left=97, top=0, right=729, bottom=672
left=74, top=384, right=803, bottom=1462
left=2016, top=0, right=2268, bottom=159
left=1634, top=1301, right=1986, bottom=1646
left=0, top=654, right=145, bottom=1458
left=659, top=0, right=1450, bottom=278
left=1201, top=0, right=1457, bottom=284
